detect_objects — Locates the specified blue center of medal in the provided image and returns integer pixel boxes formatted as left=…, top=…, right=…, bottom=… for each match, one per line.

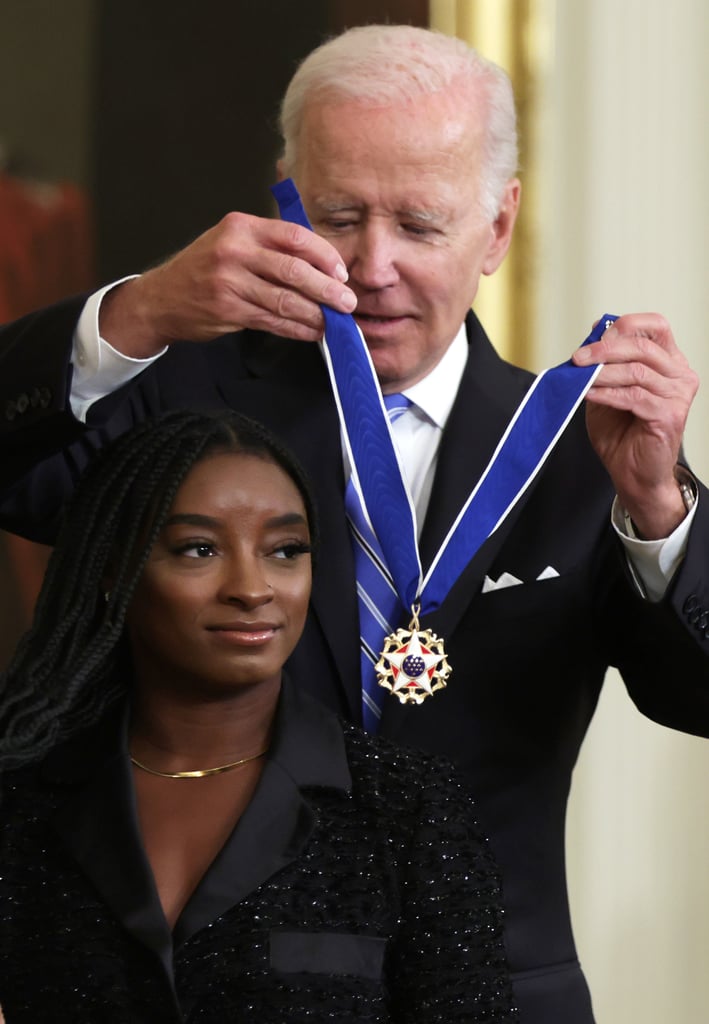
left=402, top=654, right=425, bottom=678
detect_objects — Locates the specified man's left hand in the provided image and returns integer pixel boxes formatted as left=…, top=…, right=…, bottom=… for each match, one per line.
left=572, top=313, right=699, bottom=539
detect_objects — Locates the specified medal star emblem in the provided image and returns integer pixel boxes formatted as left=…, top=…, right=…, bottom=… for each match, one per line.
left=375, top=607, right=451, bottom=705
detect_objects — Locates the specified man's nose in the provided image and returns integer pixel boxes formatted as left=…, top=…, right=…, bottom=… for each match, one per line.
left=349, top=224, right=400, bottom=290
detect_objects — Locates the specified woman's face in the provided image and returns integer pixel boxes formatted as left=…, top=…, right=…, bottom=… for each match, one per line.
left=124, top=451, right=312, bottom=699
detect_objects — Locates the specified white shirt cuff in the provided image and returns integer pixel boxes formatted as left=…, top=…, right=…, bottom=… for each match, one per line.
left=612, top=491, right=697, bottom=601
left=70, top=277, right=167, bottom=422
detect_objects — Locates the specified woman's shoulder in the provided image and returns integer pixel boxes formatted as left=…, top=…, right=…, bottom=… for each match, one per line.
left=341, top=719, right=462, bottom=774
left=339, top=721, right=481, bottom=825
left=336, top=723, right=503, bottom=910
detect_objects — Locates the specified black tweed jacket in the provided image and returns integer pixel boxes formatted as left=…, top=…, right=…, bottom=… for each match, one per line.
left=0, top=680, right=518, bottom=1023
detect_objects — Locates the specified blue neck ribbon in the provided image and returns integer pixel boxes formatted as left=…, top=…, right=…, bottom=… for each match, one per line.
left=272, top=178, right=614, bottom=615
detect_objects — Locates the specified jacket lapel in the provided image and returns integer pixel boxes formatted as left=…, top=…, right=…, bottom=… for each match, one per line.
left=171, top=757, right=315, bottom=948
left=172, top=680, right=351, bottom=948
left=418, top=312, right=533, bottom=571
left=46, top=705, right=174, bottom=977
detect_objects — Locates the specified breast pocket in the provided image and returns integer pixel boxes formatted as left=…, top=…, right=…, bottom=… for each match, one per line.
left=477, top=567, right=587, bottom=624
left=269, top=930, right=387, bottom=981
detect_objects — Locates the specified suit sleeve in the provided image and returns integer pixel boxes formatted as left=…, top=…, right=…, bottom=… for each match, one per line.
left=0, top=297, right=90, bottom=477
left=0, top=296, right=141, bottom=541
left=388, top=771, right=519, bottom=1024
left=0, top=297, right=237, bottom=543
left=605, top=479, right=709, bottom=734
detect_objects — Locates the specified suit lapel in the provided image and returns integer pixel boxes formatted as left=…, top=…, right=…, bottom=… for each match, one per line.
left=173, top=680, right=351, bottom=948
left=46, top=706, right=174, bottom=978
left=418, top=313, right=533, bottom=570
left=172, top=757, right=316, bottom=947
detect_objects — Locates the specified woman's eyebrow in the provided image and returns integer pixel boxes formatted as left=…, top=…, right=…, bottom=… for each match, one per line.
left=265, top=513, right=308, bottom=529
left=163, top=513, right=220, bottom=529
left=163, top=512, right=307, bottom=529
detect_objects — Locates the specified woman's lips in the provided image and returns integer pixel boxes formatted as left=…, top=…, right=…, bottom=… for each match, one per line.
left=207, top=624, right=278, bottom=646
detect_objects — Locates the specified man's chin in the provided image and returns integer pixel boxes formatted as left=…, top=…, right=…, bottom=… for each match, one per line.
left=367, top=355, right=416, bottom=392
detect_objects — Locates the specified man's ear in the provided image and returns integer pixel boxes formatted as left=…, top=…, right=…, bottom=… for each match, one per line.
left=482, top=178, right=521, bottom=277
left=275, top=158, right=286, bottom=182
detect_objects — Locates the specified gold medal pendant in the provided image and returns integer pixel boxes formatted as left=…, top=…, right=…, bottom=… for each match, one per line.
left=375, top=604, right=451, bottom=705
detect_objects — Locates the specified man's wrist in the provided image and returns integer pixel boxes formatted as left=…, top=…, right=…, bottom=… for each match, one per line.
left=97, top=275, right=169, bottom=359
left=71, top=278, right=166, bottom=422
left=613, top=469, right=698, bottom=601
left=620, top=469, right=695, bottom=540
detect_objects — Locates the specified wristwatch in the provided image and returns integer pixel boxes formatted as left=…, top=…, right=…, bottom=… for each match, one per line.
left=676, top=467, right=698, bottom=514
left=621, top=468, right=697, bottom=538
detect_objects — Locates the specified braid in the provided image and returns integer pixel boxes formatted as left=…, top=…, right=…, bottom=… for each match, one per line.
left=0, top=408, right=318, bottom=774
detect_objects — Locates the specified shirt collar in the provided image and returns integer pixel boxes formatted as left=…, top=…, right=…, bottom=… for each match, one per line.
left=318, top=320, right=468, bottom=431
left=401, top=323, right=468, bottom=430
left=39, top=675, right=351, bottom=794
left=269, top=674, right=352, bottom=792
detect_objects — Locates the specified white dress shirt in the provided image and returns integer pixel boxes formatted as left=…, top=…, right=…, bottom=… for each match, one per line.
left=352, top=325, right=468, bottom=538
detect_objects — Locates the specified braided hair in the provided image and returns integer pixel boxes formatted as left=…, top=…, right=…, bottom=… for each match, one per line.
left=0, top=409, right=319, bottom=774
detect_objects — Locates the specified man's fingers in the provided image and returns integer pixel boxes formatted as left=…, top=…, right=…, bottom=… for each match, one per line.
left=272, top=252, right=357, bottom=312
left=587, top=358, right=697, bottom=396
left=233, top=295, right=327, bottom=342
left=220, top=216, right=357, bottom=314
left=574, top=313, right=681, bottom=367
left=129, top=210, right=359, bottom=345
left=274, top=217, right=349, bottom=281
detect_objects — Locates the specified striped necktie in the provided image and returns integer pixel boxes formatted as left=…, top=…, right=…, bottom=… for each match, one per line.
left=345, top=393, right=412, bottom=731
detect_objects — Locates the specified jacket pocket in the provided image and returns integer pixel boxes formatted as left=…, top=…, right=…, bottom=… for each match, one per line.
left=269, top=930, right=387, bottom=980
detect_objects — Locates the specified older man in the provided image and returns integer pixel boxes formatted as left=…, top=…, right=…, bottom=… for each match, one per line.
left=1, top=25, right=707, bottom=1023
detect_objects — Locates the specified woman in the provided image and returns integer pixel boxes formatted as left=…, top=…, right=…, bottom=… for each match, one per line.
left=0, top=409, right=518, bottom=1023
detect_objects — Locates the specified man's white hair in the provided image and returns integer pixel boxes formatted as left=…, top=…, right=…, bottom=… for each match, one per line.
left=279, top=23, right=518, bottom=221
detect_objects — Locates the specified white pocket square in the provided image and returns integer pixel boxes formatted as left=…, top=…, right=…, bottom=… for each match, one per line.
left=482, top=571, right=523, bottom=593
left=482, top=566, right=559, bottom=593
left=536, top=565, right=560, bottom=580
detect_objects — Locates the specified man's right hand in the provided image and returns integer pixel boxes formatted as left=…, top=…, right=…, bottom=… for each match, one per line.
left=99, top=212, right=358, bottom=358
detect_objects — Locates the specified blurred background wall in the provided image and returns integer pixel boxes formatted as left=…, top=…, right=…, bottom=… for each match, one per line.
left=1, top=2, right=708, bottom=1020
left=534, top=3, right=709, bottom=1022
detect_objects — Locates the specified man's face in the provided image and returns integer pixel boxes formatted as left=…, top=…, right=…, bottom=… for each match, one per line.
left=293, top=90, right=519, bottom=392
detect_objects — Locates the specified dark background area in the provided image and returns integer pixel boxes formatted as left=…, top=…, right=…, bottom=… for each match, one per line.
left=94, top=0, right=331, bottom=280
left=96, top=0, right=428, bottom=280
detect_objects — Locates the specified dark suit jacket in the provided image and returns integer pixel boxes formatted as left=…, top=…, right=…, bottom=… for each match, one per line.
left=2, top=299, right=709, bottom=1022
left=0, top=680, right=517, bottom=1022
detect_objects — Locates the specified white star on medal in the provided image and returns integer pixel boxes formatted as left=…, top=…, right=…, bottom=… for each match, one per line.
left=375, top=605, right=451, bottom=705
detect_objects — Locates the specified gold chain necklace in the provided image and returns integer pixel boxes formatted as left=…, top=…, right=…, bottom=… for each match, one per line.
left=130, top=747, right=268, bottom=779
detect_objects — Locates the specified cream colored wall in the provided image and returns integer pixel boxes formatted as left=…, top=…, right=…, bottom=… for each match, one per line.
left=534, top=2, right=709, bottom=1021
